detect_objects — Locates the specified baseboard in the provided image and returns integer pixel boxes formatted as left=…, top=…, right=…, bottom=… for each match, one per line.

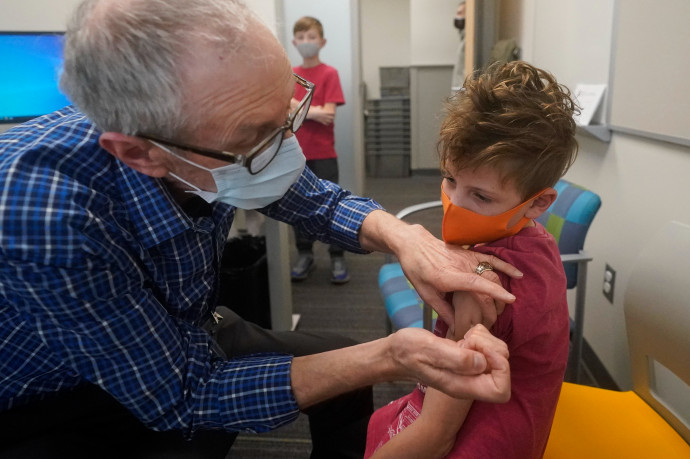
left=581, top=338, right=620, bottom=390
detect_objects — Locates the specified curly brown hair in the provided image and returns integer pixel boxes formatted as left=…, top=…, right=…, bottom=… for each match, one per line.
left=438, top=61, right=579, bottom=199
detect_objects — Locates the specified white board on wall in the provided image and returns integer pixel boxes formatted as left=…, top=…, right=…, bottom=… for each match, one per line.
left=0, top=0, right=82, bottom=30
left=609, top=0, right=690, bottom=146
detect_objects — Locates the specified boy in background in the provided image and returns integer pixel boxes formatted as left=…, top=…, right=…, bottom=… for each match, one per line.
left=290, top=16, right=349, bottom=284
left=365, top=61, right=579, bottom=458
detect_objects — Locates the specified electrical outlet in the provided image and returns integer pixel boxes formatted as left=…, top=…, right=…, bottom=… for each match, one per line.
left=603, top=264, right=616, bottom=303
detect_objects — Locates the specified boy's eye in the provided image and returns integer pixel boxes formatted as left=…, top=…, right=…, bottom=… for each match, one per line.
left=473, top=192, right=491, bottom=203
left=442, top=175, right=455, bottom=184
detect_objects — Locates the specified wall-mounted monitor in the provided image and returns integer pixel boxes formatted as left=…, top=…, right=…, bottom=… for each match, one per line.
left=0, top=32, right=71, bottom=124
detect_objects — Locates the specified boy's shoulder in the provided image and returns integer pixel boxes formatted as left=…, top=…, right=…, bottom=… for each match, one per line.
left=476, top=224, right=561, bottom=272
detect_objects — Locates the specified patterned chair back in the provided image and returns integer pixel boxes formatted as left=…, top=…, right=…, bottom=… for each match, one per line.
left=536, top=179, right=602, bottom=289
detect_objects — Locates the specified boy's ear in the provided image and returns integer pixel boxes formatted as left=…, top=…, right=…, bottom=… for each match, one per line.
left=99, top=132, right=169, bottom=178
left=525, top=187, right=557, bottom=219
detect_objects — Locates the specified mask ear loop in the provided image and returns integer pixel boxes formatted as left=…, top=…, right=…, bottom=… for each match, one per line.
left=167, top=172, right=203, bottom=193
left=148, top=140, right=215, bottom=173
left=147, top=139, right=211, bottom=194
left=502, top=188, right=549, bottom=231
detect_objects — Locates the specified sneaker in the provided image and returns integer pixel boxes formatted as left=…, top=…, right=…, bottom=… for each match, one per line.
left=330, top=257, right=350, bottom=284
left=291, top=253, right=315, bottom=281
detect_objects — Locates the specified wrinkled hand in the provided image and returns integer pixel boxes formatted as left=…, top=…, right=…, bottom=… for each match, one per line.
left=457, top=324, right=511, bottom=402
left=395, top=224, right=520, bottom=326
left=389, top=326, right=510, bottom=402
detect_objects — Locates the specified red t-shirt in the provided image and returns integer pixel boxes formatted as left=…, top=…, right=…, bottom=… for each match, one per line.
left=365, top=224, right=570, bottom=459
left=293, top=63, right=345, bottom=160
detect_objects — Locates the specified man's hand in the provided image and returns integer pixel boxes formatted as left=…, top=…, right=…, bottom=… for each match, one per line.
left=389, top=326, right=510, bottom=402
left=457, top=324, right=511, bottom=402
left=359, top=210, right=522, bottom=327
left=394, top=223, right=518, bottom=326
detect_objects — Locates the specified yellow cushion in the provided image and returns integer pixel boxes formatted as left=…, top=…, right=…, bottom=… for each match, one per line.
left=544, top=382, right=690, bottom=459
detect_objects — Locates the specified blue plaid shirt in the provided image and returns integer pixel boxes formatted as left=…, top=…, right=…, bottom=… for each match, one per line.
left=0, top=106, right=383, bottom=435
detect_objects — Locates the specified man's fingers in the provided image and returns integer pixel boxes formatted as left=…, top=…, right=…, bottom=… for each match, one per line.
left=395, top=328, right=487, bottom=375
left=416, top=287, right=454, bottom=327
left=458, top=325, right=511, bottom=402
left=466, top=272, right=517, bottom=304
left=482, top=350, right=511, bottom=402
left=477, top=253, right=523, bottom=279
left=463, top=324, right=509, bottom=360
left=425, top=360, right=509, bottom=402
left=426, top=332, right=488, bottom=375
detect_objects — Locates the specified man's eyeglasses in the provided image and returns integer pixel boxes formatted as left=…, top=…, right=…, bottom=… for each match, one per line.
left=138, top=73, right=314, bottom=175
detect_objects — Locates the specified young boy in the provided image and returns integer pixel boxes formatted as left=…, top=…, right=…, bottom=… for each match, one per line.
left=289, top=16, right=350, bottom=284
left=365, top=61, right=579, bottom=459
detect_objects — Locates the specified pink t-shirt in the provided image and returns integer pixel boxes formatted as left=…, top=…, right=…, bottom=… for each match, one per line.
left=365, top=224, right=570, bottom=459
left=293, top=63, right=345, bottom=160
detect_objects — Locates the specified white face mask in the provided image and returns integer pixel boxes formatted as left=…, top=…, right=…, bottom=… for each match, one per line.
left=164, top=135, right=306, bottom=210
left=296, top=41, right=320, bottom=59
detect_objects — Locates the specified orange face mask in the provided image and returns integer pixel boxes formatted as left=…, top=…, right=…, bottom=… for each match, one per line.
left=441, top=185, right=546, bottom=246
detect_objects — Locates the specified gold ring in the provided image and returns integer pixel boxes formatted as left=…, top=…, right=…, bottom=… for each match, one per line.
left=475, top=261, right=494, bottom=276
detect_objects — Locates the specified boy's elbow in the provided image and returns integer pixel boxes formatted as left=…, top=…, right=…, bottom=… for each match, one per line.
left=437, top=435, right=457, bottom=458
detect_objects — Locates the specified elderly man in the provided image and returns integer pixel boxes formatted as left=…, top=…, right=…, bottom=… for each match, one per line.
left=0, top=0, right=517, bottom=457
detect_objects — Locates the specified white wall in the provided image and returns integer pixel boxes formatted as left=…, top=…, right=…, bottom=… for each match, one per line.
left=1, top=0, right=279, bottom=35
left=409, top=0, right=460, bottom=66
left=503, top=0, right=690, bottom=389
left=360, top=0, right=411, bottom=100
left=246, top=0, right=280, bottom=35
left=1, top=0, right=80, bottom=30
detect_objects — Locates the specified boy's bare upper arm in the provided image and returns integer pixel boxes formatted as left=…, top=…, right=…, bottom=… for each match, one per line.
left=453, top=290, right=487, bottom=339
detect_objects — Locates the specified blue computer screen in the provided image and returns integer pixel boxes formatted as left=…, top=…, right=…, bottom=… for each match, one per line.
left=0, top=32, right=72, bottom=123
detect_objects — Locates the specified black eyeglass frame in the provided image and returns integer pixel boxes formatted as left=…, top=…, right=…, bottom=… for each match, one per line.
left=138, top=73, right=314, bottom=174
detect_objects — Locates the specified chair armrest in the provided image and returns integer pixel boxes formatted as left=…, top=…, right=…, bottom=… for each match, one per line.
left=560, top=250, right=593, bottom=264
left=394, top=200, right=443, bottom=220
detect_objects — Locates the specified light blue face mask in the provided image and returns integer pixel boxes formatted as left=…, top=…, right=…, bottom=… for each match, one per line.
left=296, top=42, right=320, bottom=59
left=163, top=135, right=306, bottom=210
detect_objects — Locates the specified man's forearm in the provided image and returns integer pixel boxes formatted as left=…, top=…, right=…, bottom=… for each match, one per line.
left=358, top=209, right=418, bottom=254
left=290, top=336, right=395, bottom=409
